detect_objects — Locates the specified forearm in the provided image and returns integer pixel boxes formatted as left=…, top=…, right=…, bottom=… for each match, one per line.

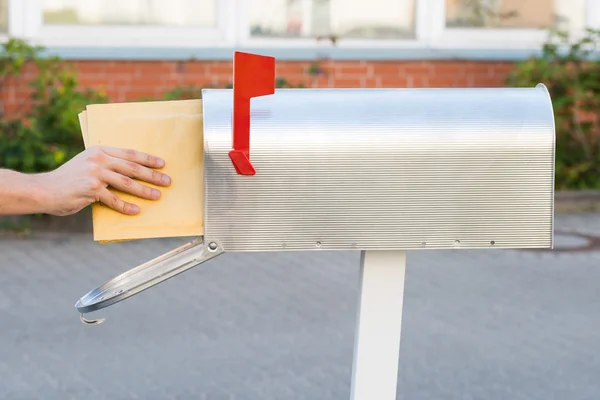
left=0, top=169, right=49, bottom=215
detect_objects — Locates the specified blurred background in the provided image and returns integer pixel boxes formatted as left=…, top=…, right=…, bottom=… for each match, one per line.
left=0, top=0, right=598, bottom=189
left=1, top=1, right=600, bottom=399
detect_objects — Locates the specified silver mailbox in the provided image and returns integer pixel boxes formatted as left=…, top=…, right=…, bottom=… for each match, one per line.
left=75, top=83, right=555, bottom=319
left=203, top=85, right=555, bottom=252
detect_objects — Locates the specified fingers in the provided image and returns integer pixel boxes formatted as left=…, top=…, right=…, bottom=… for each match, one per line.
left=98, top=146, right=166, bottom=170
left=97, top=186, right=140, bottom=215
left=86, top=146, right=171, bottom=215
left=109, top=157, right=171, bottom=187
left=102, top=170, right=162, bottom=201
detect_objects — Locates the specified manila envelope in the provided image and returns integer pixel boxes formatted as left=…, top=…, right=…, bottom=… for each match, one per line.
left=78, top=99, right=204, bottom=243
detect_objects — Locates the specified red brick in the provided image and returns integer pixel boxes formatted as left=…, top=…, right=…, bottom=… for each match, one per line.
left=160, top=76, right=184, bottom=87
left=311, top=75, right=332, bottom=88
left=0, top=58, right=527, bottom=119
left=408, top=75, right=429, bottom=88
left=432, top=62, right=467, bottom=76
left=276, top=63, right=306, bottom=76
left=449, top=76, right=470, bottom=87
left=464, top=62, right=491, bottom=75
left=79, top=74, right=112, bottom=86
left=333, top=62, right=371, bottom=77
left=332, top=78, right=362, bottom=88
left=76, top=62, right=107, bottom=74
left=107, top=74, right=133, bottom=88
left=128, top=76, right=169, bottom=89
left=136, top=62, right=175, bottom=76
left=120, top=88, right=160, bottom=101
left=11, top=87, right=34, bottom=100
left=427, top=76, right=459, bottom=88
left=210, top=75, right=233, bottom=87
left=206, top=62, right=232, bottom=76
left=469, top=76, right=505, bottom=87
left=178, top=75, right=212, bottom=87
left=362, top=77, right=381, bottom=88
left=379, top=76, right=410, bottom=88
left=489, top=62, right=514, bottom=75
left=371, top=61, right=404, bottom=77
left=175, top=61, right=208, bottom=75
left=106, top=88, right=122, bottom=102
left=405, top=62, right=433, bottom=75
left=3, top=103, right=21, bottom=116
left=105, top=61, right=139, bottom=75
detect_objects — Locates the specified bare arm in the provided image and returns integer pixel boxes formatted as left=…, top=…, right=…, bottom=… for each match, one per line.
left=0, top=169, right=49, bottom=215
left=0, top=146, right=171, bottom=216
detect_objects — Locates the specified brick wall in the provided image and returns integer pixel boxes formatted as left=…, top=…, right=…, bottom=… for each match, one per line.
left=2, top=59, right=516, bottom=116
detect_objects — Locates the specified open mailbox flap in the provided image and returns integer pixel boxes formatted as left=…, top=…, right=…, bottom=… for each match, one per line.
left=74, top=52, right=556, bottom=323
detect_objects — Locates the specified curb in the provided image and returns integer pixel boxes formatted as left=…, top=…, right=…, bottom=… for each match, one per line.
left=554, top=190, right=600, bottom=214
left=0, top=207, right=93, bottom=236
left=1, top=191, right=599, bottom=236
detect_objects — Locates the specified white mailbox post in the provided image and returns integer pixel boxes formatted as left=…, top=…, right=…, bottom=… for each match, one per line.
left=75, top=52, right=556, bottom=400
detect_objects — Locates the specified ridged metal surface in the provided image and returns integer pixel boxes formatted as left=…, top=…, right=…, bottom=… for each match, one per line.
left=202, top=86, right=555, bottom=252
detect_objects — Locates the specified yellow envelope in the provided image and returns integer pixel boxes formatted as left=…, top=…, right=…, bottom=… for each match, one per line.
left=79, top=99, right=205, bottom=243
left=78, top=111, right=89, bottom=148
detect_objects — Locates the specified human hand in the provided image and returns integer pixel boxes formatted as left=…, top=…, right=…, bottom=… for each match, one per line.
left=39, top=146, right=171, bottom=216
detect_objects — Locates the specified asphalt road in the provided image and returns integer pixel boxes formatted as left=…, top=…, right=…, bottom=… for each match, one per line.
left=1, top=212, right=600, bottom=400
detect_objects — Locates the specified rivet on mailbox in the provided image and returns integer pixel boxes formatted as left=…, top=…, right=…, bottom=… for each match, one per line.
left=75, top=51, right=555, bottom=400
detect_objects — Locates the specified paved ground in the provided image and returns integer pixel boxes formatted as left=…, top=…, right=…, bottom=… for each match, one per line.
left=1, top=212, right=600, bottom=400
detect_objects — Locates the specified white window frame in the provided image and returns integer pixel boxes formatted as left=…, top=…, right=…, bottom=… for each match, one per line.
left=5, top=0, right=28, bottom=38
left=2, top=0, right=599, bottom=52
left=236, top=0, right=433, bottom=50
left=15, top=0, right=237, bottom=48
left=429, top=0, right=600, bottom=50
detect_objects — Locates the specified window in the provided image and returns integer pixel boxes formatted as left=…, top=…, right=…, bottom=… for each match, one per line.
left=4, top=0, right=600, bottom=55
left=445, top=0, right=587, bottom=31
left=42, top=0, right=217, bottom=27
left=248, top=0, right=416, bottom=39
left=25, top=0, right=227, bottom=48
left=0, top=0, right=7, bottom=33
left=434, top=0, right=595, bottom=50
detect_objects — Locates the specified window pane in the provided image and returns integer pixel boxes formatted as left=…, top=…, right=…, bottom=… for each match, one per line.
left=42, top=0, right=217, bottom=27
left=0, top=0, right=7, bottom=33
left=250, top=0, right=415, bottom=39
left=445, top=0, right=586, bottom=30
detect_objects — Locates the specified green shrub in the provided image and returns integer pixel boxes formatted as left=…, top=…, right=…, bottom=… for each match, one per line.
left=0, top=38, right=107, bottom=173
left=162, top=86, right=204, bottom=100
left=507, top=28, right=600, bottom=190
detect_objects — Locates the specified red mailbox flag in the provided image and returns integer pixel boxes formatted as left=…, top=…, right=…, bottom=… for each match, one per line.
left=229, top=51, right=276, bottom=175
